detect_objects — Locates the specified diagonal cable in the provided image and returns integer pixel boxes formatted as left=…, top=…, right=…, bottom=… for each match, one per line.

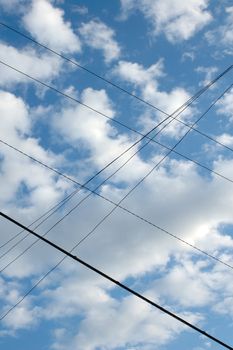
left=0, top=212, right=233, bottom=350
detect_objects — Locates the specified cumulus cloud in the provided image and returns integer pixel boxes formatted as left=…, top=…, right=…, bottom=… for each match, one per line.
left=206, top=6, right=233, bottom=54
left=79, top=20, right=121, bottom=63
left=55, top=87, right=150, bottom=183
left=195, top=66, right=218, bottom=86
left=120, top=0, right=212, bottom=42
left=0, top=42, right=62, bottom=87
left=113, top=59, right=192, bottom=137
left=216, top=87, right=233, bottom=121
left=23, top=0, right=81, bottom=53
left=0, top=0, right=26, bottom=11
left=0, top=91, right=68, bottom=228
left=216, top=133, right=233, bottom=147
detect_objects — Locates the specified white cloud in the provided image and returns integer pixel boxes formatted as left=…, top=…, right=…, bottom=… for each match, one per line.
left=23, top=0, right=81, bottom=53
left=55, top=87, right=150, bottom=183
left=195, top=66, right=218, bottom=86
left=0, top=42, right=62, bottom=87
left=79, top=20, right=121, bottom=63
left=154, top=260, right=215, bottom=308
left=120, top=0, right=212, bottom=42
left=0, top=91, right=69, bottom=276
left=206, top=6, right=233, bottom=53
left=0, top=0, right=26, bottom=10
left=216, top=133, right=233, bottom=147
left=216, top=87, right=233, bottom=121
left=113, top=60, right=193, bottom=137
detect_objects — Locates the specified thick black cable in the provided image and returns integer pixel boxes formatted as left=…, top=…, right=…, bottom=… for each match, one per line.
left=0, top=212, right=232, bottom=350
left=0, top=23, right=233, bottom=349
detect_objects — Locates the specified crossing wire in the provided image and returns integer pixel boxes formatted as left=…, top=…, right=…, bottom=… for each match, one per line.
left=1, top=83, right=233, bottom=291
left=0, top=21, right=168, bottom=116
left=1, top=20, right=233, bottom=350
left=0, top=211, right=232, bottom=350
left=0, top=59, right=232, bottom=156
left=1, top=22, right=233, bottom=154
left=0, top=61, right=229, bottom=255
left=0, top=50, right=233, bottom=326
left=0, top=58, right=232, bottom=255
left=1, top=84, right=233, bottom=335
left=0, top=78, right=231, bottom=270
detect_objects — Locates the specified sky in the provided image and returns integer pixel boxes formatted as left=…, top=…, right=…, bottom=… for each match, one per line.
left=0, top=0, right=233, bottom=349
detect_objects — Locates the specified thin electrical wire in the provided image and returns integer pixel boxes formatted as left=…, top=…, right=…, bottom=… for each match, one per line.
left=2, top=87, right=233, bottom=333
left=0, top=211, right=232, bottom=350
left=0, top=64, right=227, bottom=255
left=0, top=106, right=193, bottom=267
left=2, top=82, right=233, bottom=278
left=1, top=74, right=233, bottom=254
left=0, top=76, right=228, bottom=267
left=0, top=58, right=232, bottom=155
left=0, top=57, right=233, bottom=323
left=0, top=23, right=233, bottom=156
left=1, top=21, right=233, bottom=155
left=0, top=22, right=169, bottom=116
left=0, top=113, right=170, bottom=262
left=1, top=20, right=233, bottom=350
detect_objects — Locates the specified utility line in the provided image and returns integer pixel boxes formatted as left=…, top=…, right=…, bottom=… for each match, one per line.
left=0, top=22, right=233, bottom=153
left=0, top=59, right=232, bottom=157
left=1, top=83, right=233, bottom=290
left=0, top=211, right=232, bottom=350
left=0, top=114, right=169, bottom=263
left=0, top=52, right=233, bottom=322
left=0, top=78, right=231, bottom=268
left=1, top=21, right=233, bottom=350
left=1, top=20, right=233, bottom=157
left=0, top=65, right=228, bottom=254
left=0, top=21, right=168, bottom=116
left=2, top=85, right=233, bottom=270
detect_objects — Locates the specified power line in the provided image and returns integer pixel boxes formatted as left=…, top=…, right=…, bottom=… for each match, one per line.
left=0, top=114, right=170, bottom=263
left=0, top=66, right=228, bottom=257
left=1, top=83, right=233, bottom=279
left=0, top=78, right=232, bottom=254
left=0, top=212, right=232, bottom=350
left=0, top=57, right=233, bottom=323
left=1, top=21, right=233, bottom=350
left=0, top=58, right=232, bottom=158
left=2, top=83, right=233, bottom=271
left=0, top=21, right=169, bottom=116
left=1, top=20, right=233, bottom=157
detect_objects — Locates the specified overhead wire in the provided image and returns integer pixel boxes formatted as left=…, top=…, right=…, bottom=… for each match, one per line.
left=1, top=80, right=233, bottom=323
left=1, top=82, right=233, bottom=274
left=0, top=21, right=169, bottom=117
left=0, top=54, right=233, bottom=328
left=0, top=61, right=230, bottom=255
left=0, top=211, right=232, bottom=350
left=0, top=113, right=171, bottom=263
left=0, top=59, right=232, bottom=157
left=0, top=22, right=233, bottom=154
left=1, top=20, right=233, bottom=350
left=0, top=76, right=230, bottom=270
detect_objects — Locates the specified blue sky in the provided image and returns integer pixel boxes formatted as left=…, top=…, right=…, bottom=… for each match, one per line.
left=0, top=0, right=233, bottom=349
